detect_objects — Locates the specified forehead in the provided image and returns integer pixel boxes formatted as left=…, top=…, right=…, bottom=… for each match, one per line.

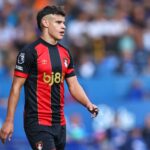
left=46, top=14, right=65, bottom=21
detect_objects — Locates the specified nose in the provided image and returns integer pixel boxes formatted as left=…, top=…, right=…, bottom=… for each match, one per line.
left=62, top=23, right=66, bottom=29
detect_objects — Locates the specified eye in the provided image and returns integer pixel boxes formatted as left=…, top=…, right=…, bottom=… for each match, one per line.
left=56, top=21, right=66, bottom=25
left=56, top=21, right=62, bottom=24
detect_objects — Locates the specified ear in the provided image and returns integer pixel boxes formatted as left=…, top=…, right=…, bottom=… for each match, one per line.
left=41, top=18, right=49, bottom=29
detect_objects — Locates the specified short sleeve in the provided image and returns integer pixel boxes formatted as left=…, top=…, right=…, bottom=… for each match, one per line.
left=14, top=47, right=32, bottom=78
left=65, top=51, right=76, bottom=78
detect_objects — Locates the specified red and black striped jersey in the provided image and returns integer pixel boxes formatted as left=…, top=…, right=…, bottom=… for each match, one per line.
left=14, top=38, right=75, bottom=127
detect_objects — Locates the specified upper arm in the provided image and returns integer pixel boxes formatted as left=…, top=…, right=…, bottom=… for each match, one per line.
left=12, top=76, right=26, bottom=90
left=66, top=76, right=78, bottom=89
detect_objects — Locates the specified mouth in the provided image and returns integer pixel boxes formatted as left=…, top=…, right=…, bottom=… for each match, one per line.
left=60, top=31, right=65, bottom=36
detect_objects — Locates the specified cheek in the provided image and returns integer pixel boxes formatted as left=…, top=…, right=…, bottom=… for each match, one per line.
left=48, top=25, right=57, bottom=34
left=48, top=28, right=55, bottom=36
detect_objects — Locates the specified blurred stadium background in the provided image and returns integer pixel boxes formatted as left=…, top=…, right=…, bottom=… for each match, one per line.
left=0, top=0, right=150, bottom=150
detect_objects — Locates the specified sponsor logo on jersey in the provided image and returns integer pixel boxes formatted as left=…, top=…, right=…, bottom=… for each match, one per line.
left=43, top=72, right=64, bottom=86
left=18, top=53, right=25, bottom=64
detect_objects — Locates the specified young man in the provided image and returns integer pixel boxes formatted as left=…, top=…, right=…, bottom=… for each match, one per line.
left=0, top=5, right=99, bottom=150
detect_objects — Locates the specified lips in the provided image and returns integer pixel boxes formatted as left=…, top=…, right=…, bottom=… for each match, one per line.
left=60, top=31, right=65, bottom=35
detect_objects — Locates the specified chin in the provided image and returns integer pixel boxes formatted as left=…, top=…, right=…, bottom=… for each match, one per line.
left=57, top=36, right=64, bottom=41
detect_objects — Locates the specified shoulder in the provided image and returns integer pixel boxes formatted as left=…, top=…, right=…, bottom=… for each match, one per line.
left=58, top=43, right=70, bottom=52
left=58, top=43, right=72, bottom=56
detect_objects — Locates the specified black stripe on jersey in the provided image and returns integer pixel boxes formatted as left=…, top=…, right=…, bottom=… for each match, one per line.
left=48, top=45, right=62, bottom=125
left=24, top=48, right=38, bottom=127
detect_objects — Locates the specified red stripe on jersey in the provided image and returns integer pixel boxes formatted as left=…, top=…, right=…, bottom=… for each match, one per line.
left=35, top=43, right=52, bottom=126
left=60, top=83, right=65, bottom=125
left=66, top=68, right=74, bottom=74
left=14, top=71, right=28, bottom=78
left=57, top=45, right=66, bottom=125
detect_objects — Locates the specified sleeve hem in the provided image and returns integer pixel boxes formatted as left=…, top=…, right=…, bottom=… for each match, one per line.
left=14, top=71, right=28, bottom=78
left=65, top=72, right=76, bottom=78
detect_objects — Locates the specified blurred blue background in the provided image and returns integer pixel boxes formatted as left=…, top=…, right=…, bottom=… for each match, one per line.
left=1, top=0, right=150, bottom=150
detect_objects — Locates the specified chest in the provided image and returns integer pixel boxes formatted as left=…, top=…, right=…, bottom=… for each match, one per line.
left=35, top=45, right=70, bottom=74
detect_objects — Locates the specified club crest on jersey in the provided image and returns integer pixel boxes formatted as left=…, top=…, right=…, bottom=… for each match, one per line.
left=36, top=141, right=43, bottom=150
left=18, top=53, right=25, bottom=64
left=63, top=58, right=68, bottom=68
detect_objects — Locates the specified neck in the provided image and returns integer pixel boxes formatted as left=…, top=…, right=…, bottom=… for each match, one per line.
left=40, top=32, right=57, bottom=45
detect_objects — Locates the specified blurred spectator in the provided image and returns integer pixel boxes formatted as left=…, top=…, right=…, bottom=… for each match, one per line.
left=107, top=113, right=127, bottom=150
left=143, top=56, right=150, bottom=75
left=98, top=51, right=119, bottom=75
left=2, top=2, right=18, bottom=27
left=142, top=114, right=150, bottom=149
left=78, top=54, right=96, bottom=78
left=0, top=20, right=16, bottom=48
left=117, top=51, right=137, bottom=75
left=127, top=79, right=146, bottom=101
left=134, top=47, right=148, bottom=74
left=123, top=128, right=148, bottom=150
left=67, top=10, right=89, bottom=47
left=118, top=33, right=135, bottom=54
left=68, top=113, right=87, bottom=141
left=67, top=113, right=87, bottom=150
left=79, top=0, right=99, bottom=15
left=143, top=18, right=150, bottom=51
left=94, top=129, right=113, bottom=150
left=126, top=79, right=145, bottom=101
left=117, top=30, right=137, bottom=75
left=33, top=0, right=53, bottom=11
